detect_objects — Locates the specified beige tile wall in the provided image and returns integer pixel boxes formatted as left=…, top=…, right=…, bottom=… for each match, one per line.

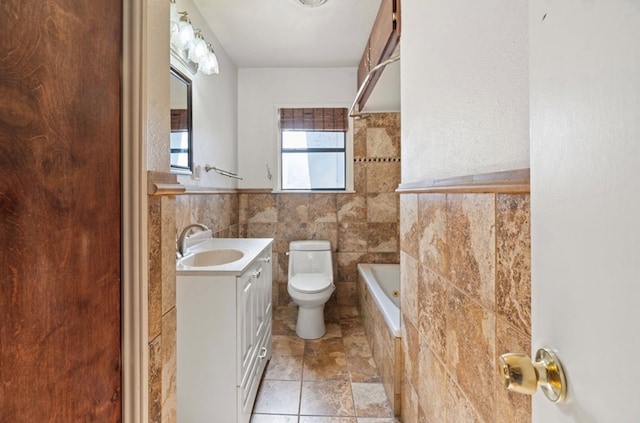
left=399, top=192, right=531, bottom=423
left=240, top=113, right=401, bottom=307
left=148, top=192, right=239, bottom=423
left=148, top=195, right=175, bottom=423
left=357, top=271, right=403, bottom=415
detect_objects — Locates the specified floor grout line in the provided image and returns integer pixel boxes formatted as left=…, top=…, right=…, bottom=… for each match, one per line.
left=251, top=306, right=399, bottom=422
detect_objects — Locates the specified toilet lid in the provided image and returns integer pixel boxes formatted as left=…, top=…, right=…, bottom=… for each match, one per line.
left=290, top=273, right=332, bottom=294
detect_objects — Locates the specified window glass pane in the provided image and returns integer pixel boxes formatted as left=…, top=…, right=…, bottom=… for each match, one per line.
left=170, top=132, right=190, bottom=168
left=282, top=131, right=345, bottom=150
left=282, top=152, right=345, bottom=190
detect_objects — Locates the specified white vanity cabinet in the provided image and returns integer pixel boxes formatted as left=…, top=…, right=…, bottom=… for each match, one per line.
left=176, top=239, right=273, bottom=423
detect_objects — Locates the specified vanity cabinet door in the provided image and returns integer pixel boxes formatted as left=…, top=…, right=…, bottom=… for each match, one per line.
left=239, top=271, right=255, bottom=385
left=254, top=252, right=273, bottom=341
left=253, top=264, right=265, bottom=341
left=262, top=253, right=273, bottom=321
left=238, top=248, right=273, bottom=423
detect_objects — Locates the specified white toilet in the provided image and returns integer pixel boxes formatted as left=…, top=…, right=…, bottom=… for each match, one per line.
left=287, top=240, right=335, bottom=339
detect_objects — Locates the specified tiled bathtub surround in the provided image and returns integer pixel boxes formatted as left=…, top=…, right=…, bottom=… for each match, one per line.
left=240, top=113, right=401, bottom=308
left=356, top=273, right=402, bottom=416
left=399, top=192, right=531, bottom=423
left=148, top=192, right=240, bottom=422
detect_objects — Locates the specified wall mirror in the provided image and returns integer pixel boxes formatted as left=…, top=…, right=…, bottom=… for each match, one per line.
left=170, top=66, right=193, bottom=173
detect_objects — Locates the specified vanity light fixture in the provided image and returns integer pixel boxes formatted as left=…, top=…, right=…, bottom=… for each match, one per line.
left=295, top=0, right=328, bottom=7
left=171, top=11, right=195, bottom=51
left=169, top=0, right=220, bottom=75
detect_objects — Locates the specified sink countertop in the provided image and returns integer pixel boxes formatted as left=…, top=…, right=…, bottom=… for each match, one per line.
left=176, top=238, right=273, bottom=276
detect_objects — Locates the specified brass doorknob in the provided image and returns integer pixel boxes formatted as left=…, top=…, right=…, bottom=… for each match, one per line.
left=498, top=348, right=567, bottom=403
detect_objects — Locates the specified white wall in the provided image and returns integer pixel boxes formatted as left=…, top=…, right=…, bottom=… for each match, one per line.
left=361, top=61, right=401, bottom=113
left=174, top=0, right=239, bottom=189
left=146, top=0, right=171, bottom=171
left=401, top=0, right=529, bottom=182
left=146, top=0, right=238, bottom=188
left=237, top=67, right=356, bottom=189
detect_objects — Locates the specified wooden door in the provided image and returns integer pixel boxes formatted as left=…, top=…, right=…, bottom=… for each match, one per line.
left=0, top=1, right=122, bottom=421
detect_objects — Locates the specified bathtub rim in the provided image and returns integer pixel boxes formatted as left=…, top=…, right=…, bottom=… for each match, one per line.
left=357, top=263, right=401, bottom=338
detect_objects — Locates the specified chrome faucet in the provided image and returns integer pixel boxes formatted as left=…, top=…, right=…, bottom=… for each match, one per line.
left=177, top=223, right=210, bottom=257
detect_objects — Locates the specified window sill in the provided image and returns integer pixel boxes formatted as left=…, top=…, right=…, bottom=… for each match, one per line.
left=271, top=189, right=356, bottom=194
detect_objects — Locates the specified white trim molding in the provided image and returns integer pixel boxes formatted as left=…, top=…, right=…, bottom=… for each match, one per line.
left=122, top=0, right=149, bottom=421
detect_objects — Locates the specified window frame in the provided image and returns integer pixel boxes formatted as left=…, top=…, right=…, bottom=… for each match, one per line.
left=275, top=106, right=354, bottom=193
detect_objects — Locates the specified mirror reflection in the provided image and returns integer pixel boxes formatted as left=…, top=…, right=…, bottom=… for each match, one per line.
left=170, top=67, right=193, bottom=172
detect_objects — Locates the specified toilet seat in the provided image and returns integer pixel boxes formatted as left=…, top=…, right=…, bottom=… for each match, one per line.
left=289, top=273, right=332, bottom=294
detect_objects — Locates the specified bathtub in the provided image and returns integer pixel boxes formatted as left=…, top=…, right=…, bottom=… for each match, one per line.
left=357, top=264, right=401, bottom=337
left=357, top=263, right=402, bottom=416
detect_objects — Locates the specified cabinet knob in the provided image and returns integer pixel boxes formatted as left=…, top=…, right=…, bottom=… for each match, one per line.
left=258, top=347, right=268, bottom=359
left=498, top=348, right=567, bottom=403
left=252, top=268, right=262, bottom=278
left=263, top=256, right=271, bottom=263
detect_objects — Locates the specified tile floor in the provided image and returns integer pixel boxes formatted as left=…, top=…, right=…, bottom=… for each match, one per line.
left=251, top=304, right=401, bottom=423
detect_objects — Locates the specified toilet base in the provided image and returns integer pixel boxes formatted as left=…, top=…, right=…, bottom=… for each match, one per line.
left=295, top=305, right=326, bottom=339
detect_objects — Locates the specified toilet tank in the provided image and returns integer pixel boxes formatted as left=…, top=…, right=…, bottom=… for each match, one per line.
left=288, top=240, right=333, bottom=278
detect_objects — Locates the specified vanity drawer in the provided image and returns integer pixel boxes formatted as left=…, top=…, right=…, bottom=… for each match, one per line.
left=239, top=319, right=271, bottom=422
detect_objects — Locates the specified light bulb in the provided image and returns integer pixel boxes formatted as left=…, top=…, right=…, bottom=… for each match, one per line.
left=199, top=47, right=219, bottom=75
left=170, top=12, right=194, bottom=50
left=178, top=21, right=194, bottom=48
left=188, top=32, right=208, bottom=63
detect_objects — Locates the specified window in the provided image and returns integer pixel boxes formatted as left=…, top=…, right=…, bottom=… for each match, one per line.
left=279, top=108, right=348, bottom=191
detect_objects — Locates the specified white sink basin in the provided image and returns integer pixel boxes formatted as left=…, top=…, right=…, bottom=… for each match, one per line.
left=180, top=249, right=245, bottom=267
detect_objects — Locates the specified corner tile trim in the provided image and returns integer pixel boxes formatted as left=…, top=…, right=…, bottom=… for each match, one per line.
left=148, top=171, right=186, bottom=196
left=396, top=168, right=530, bottom=194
